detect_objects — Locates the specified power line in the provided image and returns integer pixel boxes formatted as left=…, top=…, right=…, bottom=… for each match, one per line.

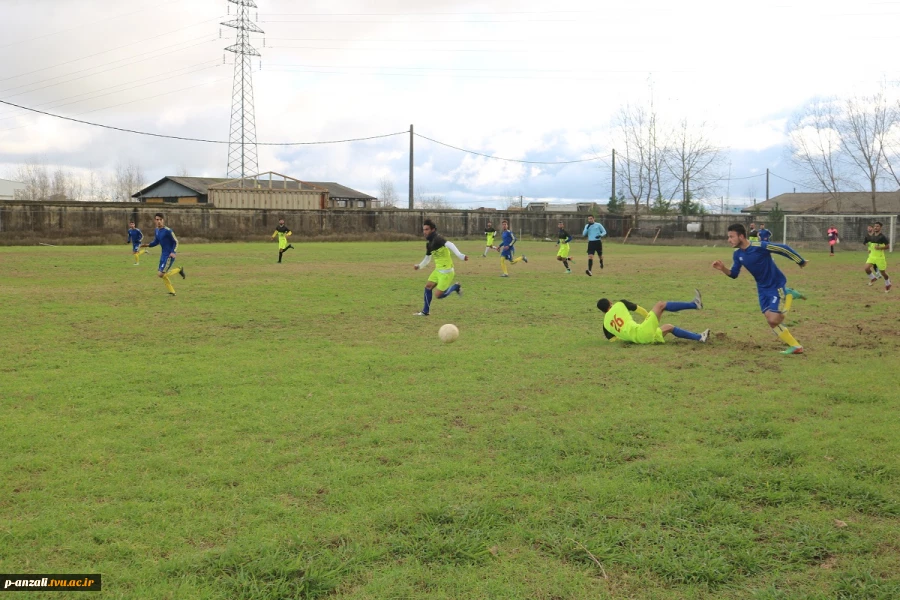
left=0, top=15, right=225, bottom=84
left=0, top=98, right=410, bottom=145
left=414, top=133, right=608, bottom=165
left=0, top=0, right=182, bottom=50
left=769, top=171, right=817, bottom=190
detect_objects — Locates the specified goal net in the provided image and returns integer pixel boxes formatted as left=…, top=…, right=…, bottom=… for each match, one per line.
left=783, top=214, right=896, bottom=252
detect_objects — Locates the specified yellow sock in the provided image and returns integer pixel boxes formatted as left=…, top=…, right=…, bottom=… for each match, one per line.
left=511, top=256, right=523, bottom=264
left=133, top=252, right=139, bottom=264
left=635, top=306, right=649, bottom=318
left=169, top=267, right=181, bottom=277
left=501, top=257, right=508, bottom=275
left=163, top=275, right=176, bottom=294
left=139, top=248, right=147, bottom=256
left=773, top=324, right=800, bottom=347
left=784, top=294, right=793, bottom=313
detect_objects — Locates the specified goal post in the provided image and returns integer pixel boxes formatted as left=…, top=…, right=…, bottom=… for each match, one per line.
left=783, top=214, right=896, bottom=252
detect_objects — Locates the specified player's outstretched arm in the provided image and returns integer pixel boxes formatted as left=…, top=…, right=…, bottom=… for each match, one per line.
left=445, top=241, right=467, bottom=261
left=414, top=254, right=431, bottom=270
left=763, top=242, right=807, bottom=266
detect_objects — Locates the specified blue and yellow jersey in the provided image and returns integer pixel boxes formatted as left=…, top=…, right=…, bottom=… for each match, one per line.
left=127, top=228, right=143, bottom=245
left=148, top=226, right=178, bottom=255
left=499, top=229, right=516, bottom=249
left=727, top=242, right=805, bottom=291
left=758, top=228, right=772, bottom=242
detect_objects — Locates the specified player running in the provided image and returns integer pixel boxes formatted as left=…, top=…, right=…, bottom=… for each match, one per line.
left=272, top=218, right=295, bottom=263
left=596, top=289, right=708, bottom=344
left=712, top=223, right=808, bottom=355
left=413, top=219, right=467, bottom=316
left=582, top=215, right=607, bottom=276
left=482, top=222, right=497, bottom=257
left=827, top=225, right=839, bottom=255
left=556, top=221, right=574, bottom=273
left=758, top=223, right=772, bottom=242
left=126, top=221, right=146, bottom=265
left=139, top=213, right=185, bottom=296
left=864, top=225, right=882, bottom=279
left=498, top=219, right=527, bottom=277
left=864, top=221, right=891, bottom=292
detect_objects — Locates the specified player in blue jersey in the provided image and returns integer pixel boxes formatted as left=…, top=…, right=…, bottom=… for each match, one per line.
left=498, top=219, right=527, bottom=277
left=126, top=221, right=146, bottom=265
left=139, top=213, right=185, bottom=296
left=758, top=223, right=772, bottom=242
left=582, top=214, right=607, bottom=276
left=712, top=223, right=808, bottom=355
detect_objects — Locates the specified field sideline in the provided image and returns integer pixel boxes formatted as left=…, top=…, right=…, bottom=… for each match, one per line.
left=1, top=241, right=899, bottom=599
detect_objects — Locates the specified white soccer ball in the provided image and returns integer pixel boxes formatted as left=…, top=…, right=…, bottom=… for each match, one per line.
left=439, top=324, right=459, bottom=343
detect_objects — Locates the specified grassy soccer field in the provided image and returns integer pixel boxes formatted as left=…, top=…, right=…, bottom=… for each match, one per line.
left=1, top=240, right=899, bottom=599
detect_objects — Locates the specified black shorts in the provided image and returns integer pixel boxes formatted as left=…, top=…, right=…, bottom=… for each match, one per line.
left=587, top=240, right=603, bottom=255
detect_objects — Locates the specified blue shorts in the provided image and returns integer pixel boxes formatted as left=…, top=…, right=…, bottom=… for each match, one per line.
left=132, top=243, right=141, bottom=252
left=158, top=254, right=176, bottom=273
left=758, top=287, right=787, bottom=314
left=501, top=246, right=515, bottom=260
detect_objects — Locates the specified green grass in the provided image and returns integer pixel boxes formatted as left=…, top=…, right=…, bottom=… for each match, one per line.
left=1, top=241, right=899, bottom=599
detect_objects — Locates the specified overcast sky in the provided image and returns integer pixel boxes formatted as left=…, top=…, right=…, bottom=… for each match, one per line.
left=1, top=0, right=899, bottom=207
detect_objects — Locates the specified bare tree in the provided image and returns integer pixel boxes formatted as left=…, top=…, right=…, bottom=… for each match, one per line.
left=663, top=119, right=724, bottom=214
left=378, top=176, right=398, bottom=208
left=414, top=184, right=450, bottom=209
left=837, top=92, right=890, bottom=212
left=11, top=160, right=51, bottom=200
left=113, top=161, right=145, bottom=202
left=879, top=99, right=900, bottom=190
left=614, top=104, right=665, bottom=217
left=788, top=98, right=850, bottom=211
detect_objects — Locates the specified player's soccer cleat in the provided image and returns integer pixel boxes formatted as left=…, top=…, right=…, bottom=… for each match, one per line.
left=500, top=273, right=509, bottom=277
left=287, top=244, right=294, bottom=249
left=179, top=268, right=186, bottom=279
left=785, top=287, right=806, bottom=300
left=699, top=329, right=710, bottom=343
left=693, top=288, right=703, bottom=310
left=780, top=346, right=803, bottom=355
left=168, top=292, right=176, bottom=296
left=585, top=269, right=592, bottom=277
left=886, top=282, right=892, bottom=292
left=600, top=258, right=604, bottom=269
left=455, top=284, right=462, bottom=296
left=414, top=311, right=429, bottom=316
left=566, top=269, right=571, bottom=274
left=522, top=256, right=528, bottom=263
left=867, top=280, right=874, bottom=286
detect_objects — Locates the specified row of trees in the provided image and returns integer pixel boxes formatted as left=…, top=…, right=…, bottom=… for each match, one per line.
left=788, top=90, right=900, bottom=213
left=613, top=103, right=724, bottom=216
left=7, top=161, right=146, bottom=202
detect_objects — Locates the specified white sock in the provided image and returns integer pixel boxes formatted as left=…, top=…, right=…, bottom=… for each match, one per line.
left=886, top=278, right=892, bottom=285
left=869, top=273, right=877, bottom=280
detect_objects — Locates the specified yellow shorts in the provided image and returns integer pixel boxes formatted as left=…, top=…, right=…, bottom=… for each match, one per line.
left=634, top=312, right=665, bottom=344
left=557, top=243, right=570, bottom=259
left=867, top=255, right=887, bottom=271
left=278, top=239, right=288, bottom=250
left=428, top=269, right=455, bottom=292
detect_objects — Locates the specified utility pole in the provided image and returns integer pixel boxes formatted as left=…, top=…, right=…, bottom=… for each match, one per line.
left=519, top=195, right=523, bottom=208
left=766, top=168, right=770, bottom=201
left=409, top=124, right=414, bottom=209
left=223, top=0, right=263, bottom=181
left=611, top=148, right=616, bottom=202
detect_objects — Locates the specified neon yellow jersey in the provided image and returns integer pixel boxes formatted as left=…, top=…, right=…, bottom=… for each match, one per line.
left=603, top=302, right=639, bottom=342
left=431, top=245, right=454, bottom=271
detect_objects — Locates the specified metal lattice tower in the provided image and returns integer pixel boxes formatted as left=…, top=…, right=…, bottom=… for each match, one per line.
left=223, top=0, right=263, bottom=180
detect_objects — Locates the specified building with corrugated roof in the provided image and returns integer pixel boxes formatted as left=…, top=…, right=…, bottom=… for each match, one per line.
left=742, top=191, right=900, bottom=214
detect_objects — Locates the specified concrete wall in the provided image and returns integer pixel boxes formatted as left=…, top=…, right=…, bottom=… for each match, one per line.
left=1, top=200, right=892, bottom=248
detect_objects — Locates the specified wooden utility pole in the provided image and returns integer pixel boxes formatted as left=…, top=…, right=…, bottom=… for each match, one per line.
left=766, top=168, right=769, bottom=201
left=611, top=148, right=616, bottom=202
left=409, top=124, right=414, bottom=209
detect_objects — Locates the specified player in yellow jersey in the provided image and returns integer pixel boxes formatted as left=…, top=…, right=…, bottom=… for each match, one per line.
left=272, top=218, right=294, bottom=263
left=556, top=221, right=574, bottom=273
left=413, top=219, right=468, bottom=316
left=596, top=289, right=709, bottom=344
left=482, top=222, right=497, bottom=257
left=864, top=221, right=891, bottom=292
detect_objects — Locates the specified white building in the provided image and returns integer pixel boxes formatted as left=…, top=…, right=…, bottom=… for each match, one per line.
left=0, top=178, right=26, bottom=200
